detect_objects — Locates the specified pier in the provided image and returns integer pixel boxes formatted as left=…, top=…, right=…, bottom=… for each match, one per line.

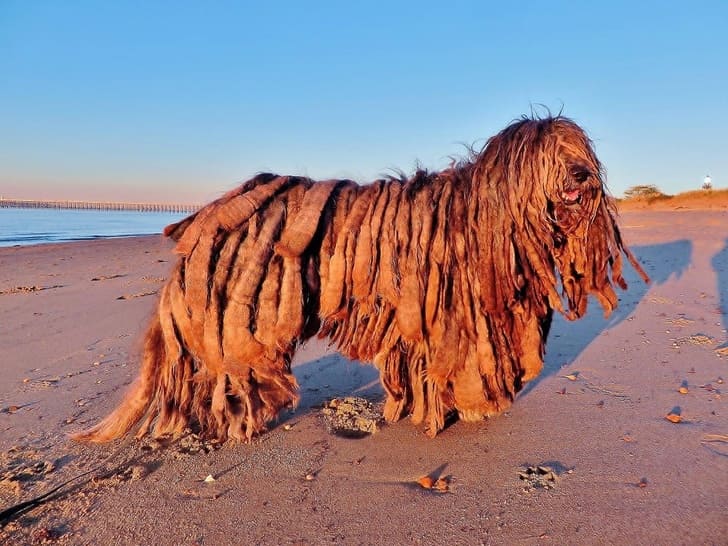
left=0, top=198, right=200, bottom=214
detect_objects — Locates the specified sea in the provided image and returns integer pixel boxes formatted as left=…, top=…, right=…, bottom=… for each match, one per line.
left=0, top=207, right=189, bottom=247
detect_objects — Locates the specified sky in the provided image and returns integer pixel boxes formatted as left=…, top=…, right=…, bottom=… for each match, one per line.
left=1, top=1, right=726, bottom=204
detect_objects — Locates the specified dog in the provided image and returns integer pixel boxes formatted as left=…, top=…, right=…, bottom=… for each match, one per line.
left=74, top=115, right=647, bottom=443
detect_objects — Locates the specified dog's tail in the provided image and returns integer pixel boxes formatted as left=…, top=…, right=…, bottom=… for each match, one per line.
left=72, top=315, right=164, bottom=443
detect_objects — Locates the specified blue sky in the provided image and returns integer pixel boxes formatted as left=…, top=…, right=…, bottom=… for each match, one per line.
left=1, top=1, right=726, bottom=203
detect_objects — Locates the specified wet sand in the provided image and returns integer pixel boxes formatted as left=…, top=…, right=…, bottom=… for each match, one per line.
left=1, top=210, right=727, bottom=545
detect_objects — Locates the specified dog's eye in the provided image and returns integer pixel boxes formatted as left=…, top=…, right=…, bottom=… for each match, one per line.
left=571, top=169, right=591, bottom=183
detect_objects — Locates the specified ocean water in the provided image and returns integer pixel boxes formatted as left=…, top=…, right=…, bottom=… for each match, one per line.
left=0, top=207, right=190, bottom=247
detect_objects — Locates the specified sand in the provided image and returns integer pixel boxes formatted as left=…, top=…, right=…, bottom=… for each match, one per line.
left=1, top=210, right=727, bottom=545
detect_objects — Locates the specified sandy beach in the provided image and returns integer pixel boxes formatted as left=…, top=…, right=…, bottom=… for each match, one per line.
left=1, top=210, right=727, bottom=545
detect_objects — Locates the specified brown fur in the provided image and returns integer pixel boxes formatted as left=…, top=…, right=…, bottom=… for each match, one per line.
left=74, top=116, right=648, bottom=443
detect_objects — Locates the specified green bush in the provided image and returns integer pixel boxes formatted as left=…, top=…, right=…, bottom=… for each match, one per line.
left=623, top=184, right=667, bottom=200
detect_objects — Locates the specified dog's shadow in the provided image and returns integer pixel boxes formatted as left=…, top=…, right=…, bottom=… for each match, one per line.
left=291, top=348, right=383, bottom=410
left=291, top=240, right=692, bottom=413
left=713, top=237, right=728, bottom=350
left=526, top=240, right=692, bottom=392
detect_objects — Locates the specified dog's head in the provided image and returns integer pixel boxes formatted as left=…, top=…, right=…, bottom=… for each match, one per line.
left=474, top=116, right=607, bottom=235
left=544, top=118, right=607, bottom=238
left=471, top=115, right=647, bottom=318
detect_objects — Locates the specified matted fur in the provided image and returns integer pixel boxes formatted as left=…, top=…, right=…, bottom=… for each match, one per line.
left=74, top=116, right=648, bottom=443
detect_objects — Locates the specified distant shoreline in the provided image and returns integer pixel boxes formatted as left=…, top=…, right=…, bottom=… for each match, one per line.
left=0, top=198, right=199, bottom=213
left=0, top=207, right=188, bottom=248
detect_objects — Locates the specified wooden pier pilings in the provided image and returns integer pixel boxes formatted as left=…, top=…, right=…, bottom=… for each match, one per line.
left=0, top=198, right=200, bottom=214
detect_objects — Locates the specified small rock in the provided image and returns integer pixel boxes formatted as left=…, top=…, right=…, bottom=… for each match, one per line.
left=665, top=412, right=682, bottom=423
left=130, top=465, right=146, bottom=481
left=519, top=465, right=560, bottom=491
left=322, top=397, right=383, bottom=437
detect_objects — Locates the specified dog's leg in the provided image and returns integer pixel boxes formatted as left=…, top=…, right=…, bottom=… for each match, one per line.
left=181, top=351, right=298, bottom=442
left=375, top=344, right=452, bottom=437
left=375, top=347, right=411, bottom=423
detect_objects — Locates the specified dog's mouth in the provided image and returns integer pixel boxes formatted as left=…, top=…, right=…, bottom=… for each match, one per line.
left=560, top=165, right=595, bottom=206
left=561, top=188, right=583, bottom=205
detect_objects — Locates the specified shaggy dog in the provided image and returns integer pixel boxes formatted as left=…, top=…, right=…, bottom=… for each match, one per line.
left=75, top=115, right=647, bottom=443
